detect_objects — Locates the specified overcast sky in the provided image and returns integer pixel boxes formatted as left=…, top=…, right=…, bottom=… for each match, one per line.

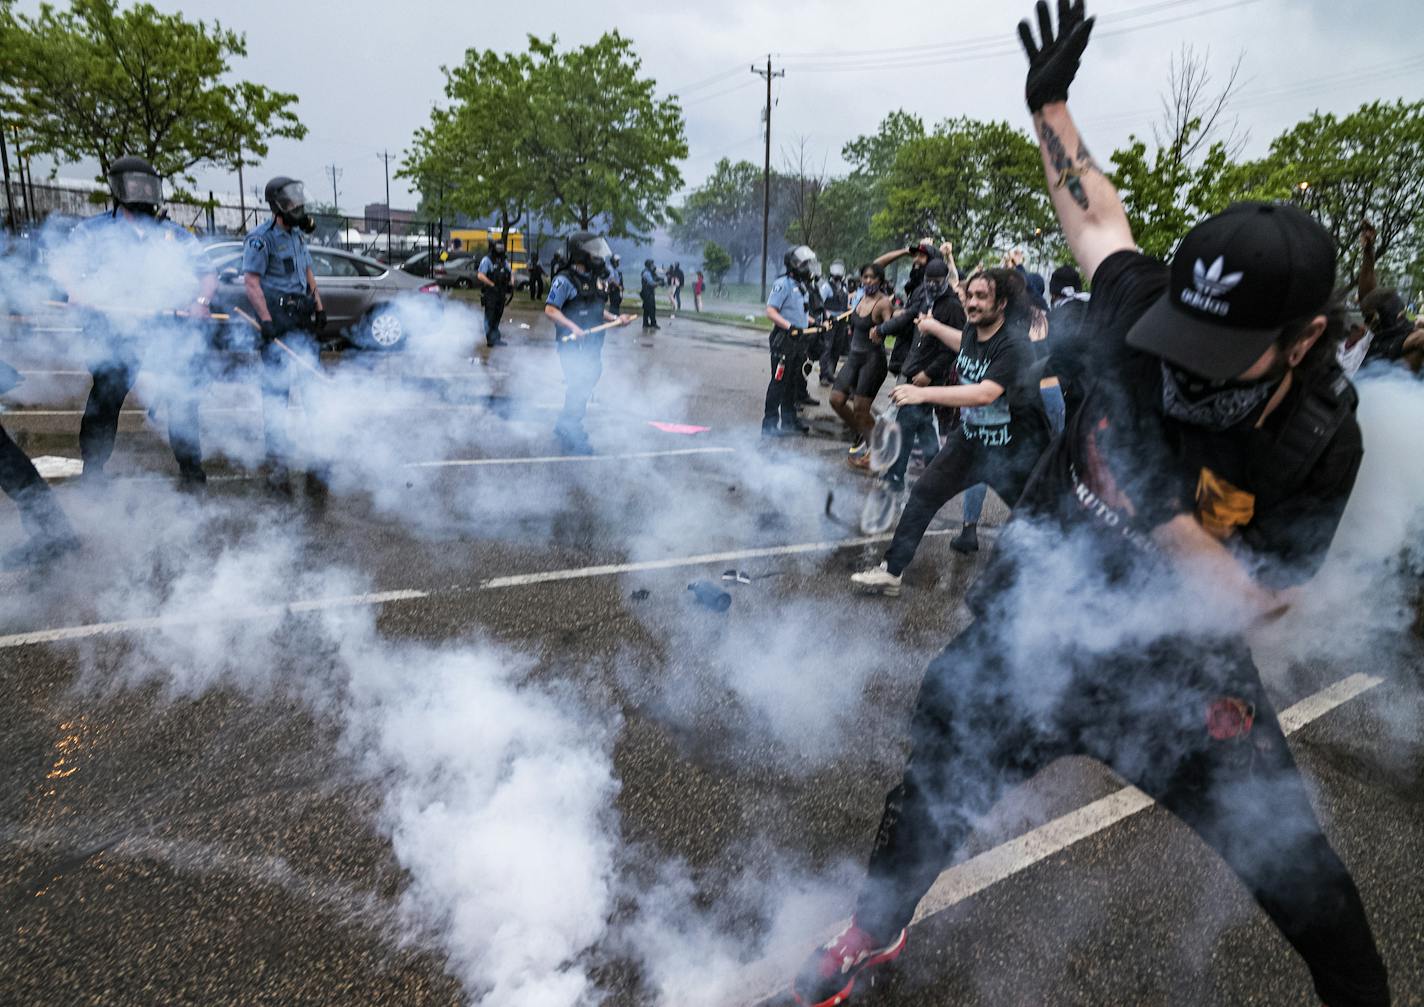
left=20, top=0, right=1424, bottom=215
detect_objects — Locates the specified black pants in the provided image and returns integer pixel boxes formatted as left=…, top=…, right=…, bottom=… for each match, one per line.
left=609, top=289, right=623, bottom=316
left=883, top=430, right=1040, bottom=576
left=857, top=620, right=1390, bottom=1007
left=81, top=345, right=204, bottom=480
left=1, top=421, right=70, bottom=542
left=259, top=328, right=327, bottom=483
left=883, top=401, right=941, bottom=489
left=762, top=330, right=806, bottom=431
left=482, top=293, right=506, bottom=345
left=555, top=337, right=604, bottom=443
left=529, top=276, right=545, bottom=302
left=642, top=291, right=658, bottom=329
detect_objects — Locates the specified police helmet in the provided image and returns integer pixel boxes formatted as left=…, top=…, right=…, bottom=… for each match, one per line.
left=490, top=240, right=507, bottom=259
left=107, top=156, right=162, bottom=215
left=645, top=258, right=655, bottom=271
left=829, top=260, right=847, bottom=280
left=566, top=232, right=613, bottom=276
left=610, top=253, right=621, bottom=268
left=783, top=245, right=819, bottom=282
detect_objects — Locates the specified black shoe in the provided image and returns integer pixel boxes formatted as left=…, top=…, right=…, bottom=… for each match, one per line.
left=951, top=523, right=979, bottom=554
left=2, top=532, right=80, bottom=571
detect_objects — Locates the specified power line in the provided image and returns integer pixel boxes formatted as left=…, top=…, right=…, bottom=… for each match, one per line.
left=778, top=0, right=1264, bottom=73
left=672, top=64, right=748, bottom=95
left=682, top=78, right=759, bottom=108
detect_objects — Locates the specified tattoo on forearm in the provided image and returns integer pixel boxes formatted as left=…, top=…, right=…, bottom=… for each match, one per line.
left=1038, top=120, right=1098, bottom=212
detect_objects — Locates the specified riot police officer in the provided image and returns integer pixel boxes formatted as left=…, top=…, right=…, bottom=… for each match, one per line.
left=607, top=254, right=624, bottom=316
left=527, top=251, right=546, bottom=302
left=818, top=260, right=851, bottom=385
left=56, top=156, right=217, bottom=488
left=545, top=233, right=633, bottom=454
left=762, top=245, right=819, bottom=437
left=640, top=258, right=661, bottom=331
left=242, top=175, right=329, bottom=503
left=477, top=240, right=513, bottom=346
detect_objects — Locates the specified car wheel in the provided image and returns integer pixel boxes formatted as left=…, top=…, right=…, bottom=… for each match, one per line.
left=456, top=276, right=474, bottom=289
left=360, top=307, right=406, bottom=351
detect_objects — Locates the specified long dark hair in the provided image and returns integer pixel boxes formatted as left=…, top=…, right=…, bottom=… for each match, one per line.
left=967, top=267, right=1031, bottom=330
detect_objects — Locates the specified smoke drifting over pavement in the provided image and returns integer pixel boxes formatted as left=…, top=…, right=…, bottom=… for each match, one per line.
left=2, top=217, right=1422, bottom=1005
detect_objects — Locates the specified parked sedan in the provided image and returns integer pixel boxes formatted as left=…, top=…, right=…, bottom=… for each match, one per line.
left=398, top=248, right=470, bottom=279
left=205, top=242, right=440, bottom=351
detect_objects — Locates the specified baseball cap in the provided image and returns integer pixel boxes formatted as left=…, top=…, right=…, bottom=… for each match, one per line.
left=1125, top=202, right=1336, bottom=381
left=925, top=258, right=950, bottom=280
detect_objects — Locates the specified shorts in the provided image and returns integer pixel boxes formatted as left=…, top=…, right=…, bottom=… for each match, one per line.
left=832, top=348, right=888, bottom=399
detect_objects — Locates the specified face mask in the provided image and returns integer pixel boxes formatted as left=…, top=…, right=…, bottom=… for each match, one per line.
left=1160, top=361, right=1275, bottom=431
left=861, top=280, right=878, bottom=295
left=923, top=279, right=948, bottom=300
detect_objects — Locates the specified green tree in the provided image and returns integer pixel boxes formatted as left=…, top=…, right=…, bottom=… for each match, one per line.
left=524, top=32, right=686, bottom=236
left=874, top=118, right=1055, bottom=268
left=1235, top=100, right=1424, bottom=284
left=701, top=239, right=731, bottom=284
left=1107, top=46, right=1246, bottom=258
left=401, top=48, right=535, bottom=242
left=671, top=158, right=786, bottom=283
left=0, top=0, right=303, bottom=191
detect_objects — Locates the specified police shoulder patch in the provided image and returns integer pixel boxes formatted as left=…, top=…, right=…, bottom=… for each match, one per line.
left=247, top=237, right=264, bottom=249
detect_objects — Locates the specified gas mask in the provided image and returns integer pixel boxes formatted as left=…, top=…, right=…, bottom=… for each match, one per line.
left=110, top=170, right=162, bottom=217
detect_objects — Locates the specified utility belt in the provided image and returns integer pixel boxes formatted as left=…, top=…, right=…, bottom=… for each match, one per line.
left=268, top=292, right=315, bottom=334
left=769, top=325, right=810, bottom=359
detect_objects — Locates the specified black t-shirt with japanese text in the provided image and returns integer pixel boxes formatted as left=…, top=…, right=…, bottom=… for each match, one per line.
left=998, top=250, right=1362, bottom=593
left=954, top=319, right=1049, bottom=450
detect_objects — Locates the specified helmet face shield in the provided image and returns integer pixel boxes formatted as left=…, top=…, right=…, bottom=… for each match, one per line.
left=273, top=181, right=306, bottom=214
left=111, top=171, right=162, bottom=209
left=786, top=244, right=818, bottom=280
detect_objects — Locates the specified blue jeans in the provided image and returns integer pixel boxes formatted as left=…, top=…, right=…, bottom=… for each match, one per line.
left=1041, top=382, right=1066, bottom=435
left=883, top=403, right=940, bottom=490
left=962, top=483, right=987, bottom=525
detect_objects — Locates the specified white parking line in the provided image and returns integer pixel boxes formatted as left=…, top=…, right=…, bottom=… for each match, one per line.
left=730, top=671, right=1387, bottom=1006
left=405, top=447, right=736, bottom=469
left=0, top=531, right=919, bottom=649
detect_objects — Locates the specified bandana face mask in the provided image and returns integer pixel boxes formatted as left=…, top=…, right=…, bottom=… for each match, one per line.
left=1160, top=361, right=1275, bottom=432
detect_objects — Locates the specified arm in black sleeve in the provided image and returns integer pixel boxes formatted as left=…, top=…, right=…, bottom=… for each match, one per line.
left=922, top=296, right=967, bottom=382
left=1237, top=425, right=1364, bottom=588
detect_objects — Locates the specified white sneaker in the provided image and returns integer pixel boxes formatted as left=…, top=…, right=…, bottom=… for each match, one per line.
left=851, top=562, right=902, bottom=597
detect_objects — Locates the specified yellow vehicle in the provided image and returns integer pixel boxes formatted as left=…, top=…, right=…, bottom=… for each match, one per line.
left=448, top=228, right=529, bottom=288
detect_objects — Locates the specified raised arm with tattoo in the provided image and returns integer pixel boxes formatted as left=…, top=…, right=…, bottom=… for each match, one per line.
left=1018, top=0, right=1134, bottom=282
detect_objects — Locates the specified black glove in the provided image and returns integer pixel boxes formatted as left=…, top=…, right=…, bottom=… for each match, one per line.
left=314, top=308, right=327, bottom=330
left=1018, top=0, right=1095, bottom=113
left=259, top=319, right=278, bottom=343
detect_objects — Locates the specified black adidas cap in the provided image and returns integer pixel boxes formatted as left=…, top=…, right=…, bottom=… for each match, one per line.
left=1125, top=202, right=1336, bottom=381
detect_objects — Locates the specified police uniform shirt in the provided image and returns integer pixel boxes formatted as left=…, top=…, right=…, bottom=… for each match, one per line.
left=607, top=265, right=623, bottom=289
left=479, top=256, right=496, bottom=278
left=547, top=269, right=606, bottom=337
left=767, top=275, right=809, bottom=330
left=63, top=212, right=211, bottom=312
left=641, top=268, right=658, bottom=292
left=242, top=218, right=313, bottom=296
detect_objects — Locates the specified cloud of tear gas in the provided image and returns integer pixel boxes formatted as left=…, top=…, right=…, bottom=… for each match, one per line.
left=1262, top=367, right=1424, bottom=663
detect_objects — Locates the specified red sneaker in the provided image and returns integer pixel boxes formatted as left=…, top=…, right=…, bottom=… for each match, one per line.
left=791, top=918, right=907, bottom=1006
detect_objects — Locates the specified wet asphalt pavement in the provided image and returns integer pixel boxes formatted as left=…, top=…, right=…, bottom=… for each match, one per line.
left=1, top=302, right=1421, bottom=1006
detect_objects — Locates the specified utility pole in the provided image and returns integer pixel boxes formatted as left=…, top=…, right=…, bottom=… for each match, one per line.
left=379, top=150, right=393, bottom=260
left=751, top=56, right=784, bottom=302
left=0, top=125, right=15, bottom=232
left=325, top=162, right=342, bottom=214
left=235, top=140, right=247, bottom=234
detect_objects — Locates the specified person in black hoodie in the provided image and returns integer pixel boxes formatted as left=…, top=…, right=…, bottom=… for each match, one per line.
left=880, top=258, right=965, bottom=492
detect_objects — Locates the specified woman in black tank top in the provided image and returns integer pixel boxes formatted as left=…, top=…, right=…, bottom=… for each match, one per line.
left=830, top=263, right=894, bottom=452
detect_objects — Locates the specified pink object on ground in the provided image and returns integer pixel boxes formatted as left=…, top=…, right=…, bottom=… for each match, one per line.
left=647, top=421, right=711, bottom=435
